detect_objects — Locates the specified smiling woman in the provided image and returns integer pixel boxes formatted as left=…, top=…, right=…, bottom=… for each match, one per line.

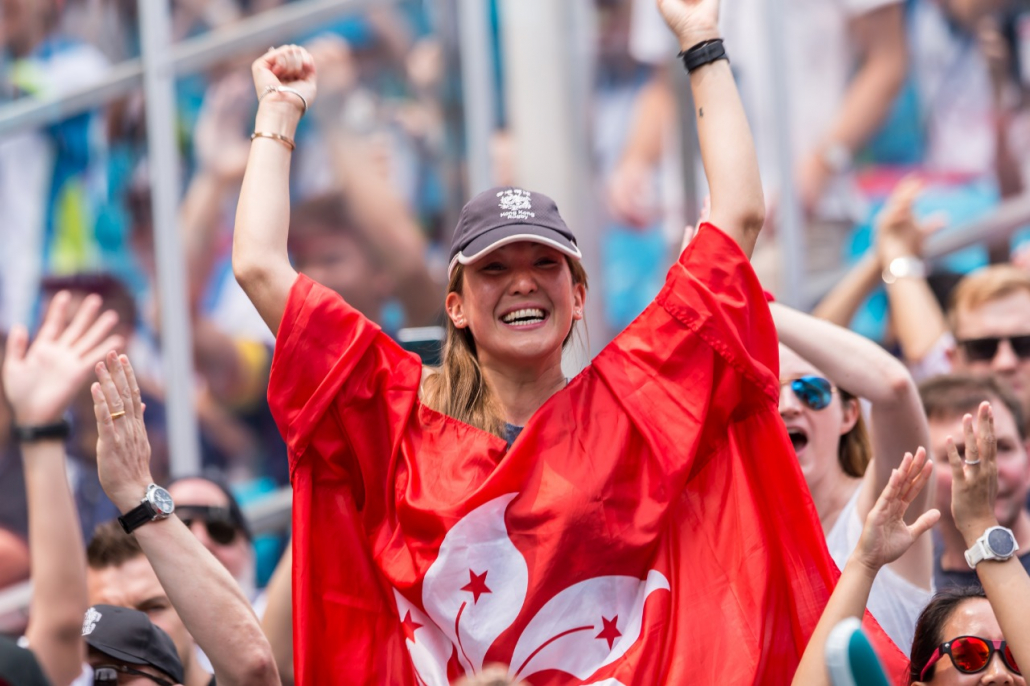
left=230, top=2, right=879, bottom=683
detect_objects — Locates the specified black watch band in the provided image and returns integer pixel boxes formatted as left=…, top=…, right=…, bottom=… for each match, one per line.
left=118, top=501, right=158, bottom=534
left=678, top=39, right=728, bottom=73
left=13, top=420, right=71, bottom=443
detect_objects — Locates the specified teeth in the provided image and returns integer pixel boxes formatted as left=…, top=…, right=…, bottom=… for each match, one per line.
left=502, top=308, right=546, bottom=324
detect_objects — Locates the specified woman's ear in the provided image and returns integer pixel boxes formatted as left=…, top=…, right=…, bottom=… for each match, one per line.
left=839, top=396, right=861, bottom=436
left=445, top=291, right=467, bottom=329
left=572, top=283, right=586, bottom=321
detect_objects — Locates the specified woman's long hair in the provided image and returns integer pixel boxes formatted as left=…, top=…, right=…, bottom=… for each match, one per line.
left=838, top=389, right=873, bottom=478
left=421, top=258, right=588, bottom=439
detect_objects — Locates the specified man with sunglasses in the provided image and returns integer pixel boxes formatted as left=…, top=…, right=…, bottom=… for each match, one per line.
left=83, top=604, right=184, bottom=686
left=920, top=374, right=1030, bottom=591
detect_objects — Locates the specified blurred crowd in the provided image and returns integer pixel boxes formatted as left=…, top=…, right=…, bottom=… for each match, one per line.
left=3, top=0, right=1030, bottom=683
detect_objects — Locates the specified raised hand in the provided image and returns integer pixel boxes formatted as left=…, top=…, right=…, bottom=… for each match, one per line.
left=194, top=72, right=254, bottom=181
left=947, top=402, right=999, bottom=544
left=2, top=292, right=123, bottom=425
left=657, top=0, right=721, bottom=50
left=252, top=44, right=317, bottom=116
left=92, top=352, right=153, bottom=513
left=874, top=176, right=945, bottom=266
left=854, top=448, right=940, bottom=572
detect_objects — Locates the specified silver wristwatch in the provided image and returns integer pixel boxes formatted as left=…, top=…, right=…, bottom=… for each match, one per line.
left=965, top=526, right=1019, bottom=569
left=117, top=484, right=175, bottom=534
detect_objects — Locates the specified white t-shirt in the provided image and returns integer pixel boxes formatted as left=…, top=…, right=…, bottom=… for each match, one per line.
left=630, top=0, right=901, bottom=220
left=826, top=486, right=933, bottom=654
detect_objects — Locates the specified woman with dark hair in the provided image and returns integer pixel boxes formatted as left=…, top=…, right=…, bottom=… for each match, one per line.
left=772, top=301, right=935, bottom=652
left=231, top=0, right=883, bottom=683
left=792, top=402, right=1030, bottom=685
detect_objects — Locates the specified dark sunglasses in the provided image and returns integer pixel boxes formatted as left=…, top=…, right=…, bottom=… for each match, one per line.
left=920, top=636, right=1021, bottom=680
left=176, top=505, right=240, bottom=546
left=780, top=375, right=836, bottom=411
left=94, top=664, right=174, bottom=686
left=958, top=334, right=1030, bottom=363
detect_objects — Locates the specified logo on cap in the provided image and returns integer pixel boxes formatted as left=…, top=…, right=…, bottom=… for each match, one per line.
left=498, top=189, right=535, bottom=220
left=82, top=607, right=102, bottom=636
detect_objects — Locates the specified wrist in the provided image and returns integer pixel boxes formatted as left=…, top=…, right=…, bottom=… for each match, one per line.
left=110, top=482, right=155, bottom=515
left=254, top=103, right=302, bottom=135
left=676, top=30, right=721, bottom=53
left=960, top=517, right=1001, bottom=548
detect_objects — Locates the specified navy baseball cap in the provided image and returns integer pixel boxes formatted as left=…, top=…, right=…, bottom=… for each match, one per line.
left=448, top=187, right=581, bottom=277
left=82, top=604, right=184, bottom=684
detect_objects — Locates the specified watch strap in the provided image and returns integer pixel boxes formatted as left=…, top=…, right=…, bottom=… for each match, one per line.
left=678, top=39, right=728, bottom=73
left=118, top=500, right=158, bottom=535
left=13, top=420, right=71, bottom=443
left=964, top=539, right=987, bottom=569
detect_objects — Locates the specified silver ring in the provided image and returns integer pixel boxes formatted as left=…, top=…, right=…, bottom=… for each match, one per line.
left=964, top=459, right=981, bottom=465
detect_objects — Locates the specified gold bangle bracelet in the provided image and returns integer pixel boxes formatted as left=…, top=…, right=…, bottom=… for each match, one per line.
left=250, top=131, right=296, bottom=151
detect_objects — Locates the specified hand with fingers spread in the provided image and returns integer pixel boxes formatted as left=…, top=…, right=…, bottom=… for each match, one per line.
left=853, top=448, right=940, bottom=573
left=2, top=291, right=123, bottom=426
left=874, top=176, right=945, bottom=269
left=946, top=401, right=1000, bottom=544
left=92, top=352, right=154, bottom=513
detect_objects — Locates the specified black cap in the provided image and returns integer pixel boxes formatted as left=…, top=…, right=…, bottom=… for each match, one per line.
left=448, top=187, right=581, bottom=277
left=0, top=636, right=51, bottom=686
left=82, top=604, right=184, bottom=684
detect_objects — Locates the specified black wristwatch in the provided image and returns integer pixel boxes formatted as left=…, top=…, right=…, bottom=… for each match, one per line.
left=13, top=420, right=71, bottom=443
left=118, top=484, right=175, bottom=534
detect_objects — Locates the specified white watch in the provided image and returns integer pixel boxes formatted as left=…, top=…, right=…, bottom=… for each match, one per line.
left=965, top=526, right=1019, bottom=569
left=882, top=255, right=926, bottom=285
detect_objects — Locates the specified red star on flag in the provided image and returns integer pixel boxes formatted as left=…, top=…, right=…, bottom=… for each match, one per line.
left=461, top=569, right=492, bottom=604
left=401, top=610, right=422, bottom=642
left=596, top=615, right=622, bottom=650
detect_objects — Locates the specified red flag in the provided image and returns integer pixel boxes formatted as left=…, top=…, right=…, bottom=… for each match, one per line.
left=269, top=224, right=907, bottom=685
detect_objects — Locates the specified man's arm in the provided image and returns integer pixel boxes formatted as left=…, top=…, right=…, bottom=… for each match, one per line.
left=261, top=543, right=294, bottom=686
left=2, top=292, right=122, bottom=686
left=658, top=0, right=765, bottom=257
left=798, top=4, right=907, bottom=213
left=92, top=353, right=279, bottom=686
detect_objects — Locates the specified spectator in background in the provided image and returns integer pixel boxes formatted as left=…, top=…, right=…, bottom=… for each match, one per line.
left=919, top=374, right=1030, bottom=590
left=0, top=636, right=52, bottom=686
left=83, top=605, right=184, bottom=686
left=0, top=0, right=110, bottom=331
left=772, top=300, right=935, bottom=652
left=1, top=291, right=121, bottom=686
left=87, top=521, right=214, bottom=686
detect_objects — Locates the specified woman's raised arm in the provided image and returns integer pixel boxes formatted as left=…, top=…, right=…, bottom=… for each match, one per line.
left=658, top=0, right=764, bottom=258
left=233, top=45, right=315, bottom=334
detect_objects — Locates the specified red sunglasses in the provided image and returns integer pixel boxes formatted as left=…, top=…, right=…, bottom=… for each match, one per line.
left=920, top=636, right=1020, bottom=680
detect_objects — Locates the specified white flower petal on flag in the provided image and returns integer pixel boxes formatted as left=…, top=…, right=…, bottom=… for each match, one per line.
left=422, top=494, right=529, bottom=677
left=508, top=570, right=670, bottom=682
left=393, top=589, right=453, bottom=686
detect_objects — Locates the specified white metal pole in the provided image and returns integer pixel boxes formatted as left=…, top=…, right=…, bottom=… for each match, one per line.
left=457, top=0, right=497, bottom=195
left=139, top=0, right=201, bottom=477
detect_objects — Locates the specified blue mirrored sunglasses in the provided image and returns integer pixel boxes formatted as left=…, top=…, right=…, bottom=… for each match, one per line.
left=781, top=375, right=836, bottom=411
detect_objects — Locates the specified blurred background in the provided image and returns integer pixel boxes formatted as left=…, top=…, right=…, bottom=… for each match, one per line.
left=3, top=0, right=1030, bottom=623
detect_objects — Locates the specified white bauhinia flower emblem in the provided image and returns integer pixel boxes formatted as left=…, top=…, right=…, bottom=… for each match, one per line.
left=82, top=606, right=102, bottom=636
left=393, top=494, right=670, bottom=684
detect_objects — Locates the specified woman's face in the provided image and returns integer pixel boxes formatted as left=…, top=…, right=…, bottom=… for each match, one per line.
left=919, top=598, right=1023, bottom=685
left=778, top=345, right=858, bottom=489
left=446, top=242, right=585, bottom=371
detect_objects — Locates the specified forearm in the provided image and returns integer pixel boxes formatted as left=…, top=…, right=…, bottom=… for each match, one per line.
left=688, top=57, right=764, bottom=257
left=134, top=517, right=279, bottom=686
left=22, top=440, right=87, bottom=686
left=822, top=6, right=907, bottom=154
left=261, top=544, right=294, bottom=686
left=811, top=253, right=881, bottom=327
left=882, top=268, right=949, bottom=365
left=791, top=557, right=878, bottom=686
left=326, top=131, right=442, bottom=325
left=619, top=71, right=674, bottom=169
left=232, top=102, right=300, bottom=333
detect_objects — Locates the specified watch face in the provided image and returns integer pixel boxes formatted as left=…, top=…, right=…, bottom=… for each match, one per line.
left=988, top=528, right=1016, bottom=557
left=149, top=487, right=175, bottom=516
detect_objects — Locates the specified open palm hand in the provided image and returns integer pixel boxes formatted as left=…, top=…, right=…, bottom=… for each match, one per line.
left=2, top=293, right=123, bottom=425
left=855, top=448, right=940, bottom=572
